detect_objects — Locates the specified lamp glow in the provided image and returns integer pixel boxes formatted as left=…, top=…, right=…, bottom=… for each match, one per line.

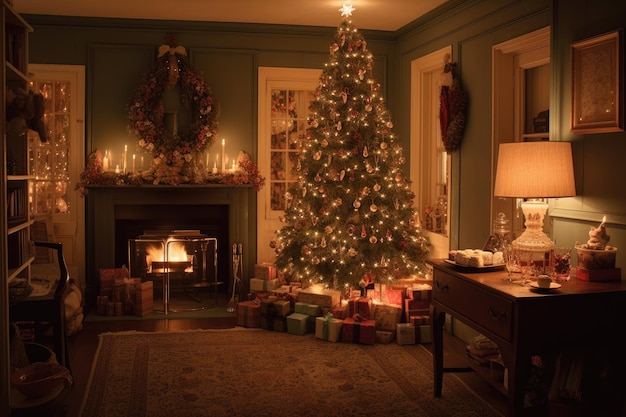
left=494, top=141, right=576, bottom=252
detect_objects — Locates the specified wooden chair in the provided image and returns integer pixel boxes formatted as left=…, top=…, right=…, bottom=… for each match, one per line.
left=10, top=241, right=71, bottom=373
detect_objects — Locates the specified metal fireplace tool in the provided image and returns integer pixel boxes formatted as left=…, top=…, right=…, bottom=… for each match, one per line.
left=227, top=243, right=242, bottom=312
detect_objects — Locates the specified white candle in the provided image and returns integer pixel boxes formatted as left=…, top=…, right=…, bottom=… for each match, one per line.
left=115, top=164, right=120, bottom=174
left=221, top=139, right=226, bottom=173
left=132, top=154, right=136, bottom=174
left=103, top=150, right=109, bottom=171
left=212, top=161, right=218, bottom=174
left=141, top=156, right=144, bottom=170
left=231, top=159, right=236, bottom=172
left=123, top=145, right=128, bottom=173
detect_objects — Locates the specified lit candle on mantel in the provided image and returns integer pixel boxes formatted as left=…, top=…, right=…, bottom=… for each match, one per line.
left=132, top=154, right=136, bottom=174
left=221, top=139, right=226, bottom=173
left=123, top=145, right=128, bottom=173
left=103, top=150, right=109, bottom=171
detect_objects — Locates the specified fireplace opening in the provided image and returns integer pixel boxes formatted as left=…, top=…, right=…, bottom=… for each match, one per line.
left=114, top=204, right=230, bottom=311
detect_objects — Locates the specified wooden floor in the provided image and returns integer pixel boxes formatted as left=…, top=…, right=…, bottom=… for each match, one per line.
left=13, top=302, right=512, bottom=417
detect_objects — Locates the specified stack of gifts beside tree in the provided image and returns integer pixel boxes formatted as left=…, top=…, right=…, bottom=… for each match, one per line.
left=236, top=267, right=433, bottom=346
left=250, top=263, right=280, bottom=292
left=96, top=267, right=153, bottom=317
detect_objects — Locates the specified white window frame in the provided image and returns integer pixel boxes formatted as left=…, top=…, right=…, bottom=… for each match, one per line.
left=256, top=67, right=320, bottom=264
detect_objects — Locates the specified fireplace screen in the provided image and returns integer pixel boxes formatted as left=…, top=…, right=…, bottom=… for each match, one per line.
left=128, top=231, right=221, bottom=313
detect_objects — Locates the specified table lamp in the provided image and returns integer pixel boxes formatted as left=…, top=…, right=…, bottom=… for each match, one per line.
left=493, top=141, right=576, bottom=252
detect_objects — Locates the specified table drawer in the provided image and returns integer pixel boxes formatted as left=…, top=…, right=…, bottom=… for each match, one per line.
left=433, top=272, right=513, bottom=341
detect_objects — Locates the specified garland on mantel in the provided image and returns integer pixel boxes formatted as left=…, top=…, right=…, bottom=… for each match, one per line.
left=75, top=150, right=265, bottom=196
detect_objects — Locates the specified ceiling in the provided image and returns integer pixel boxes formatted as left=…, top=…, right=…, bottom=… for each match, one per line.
left=12, top=0, right=448, bottom=32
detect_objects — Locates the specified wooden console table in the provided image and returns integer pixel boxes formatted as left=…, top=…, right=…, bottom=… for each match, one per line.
left=428, top=259, right=626, bottom=417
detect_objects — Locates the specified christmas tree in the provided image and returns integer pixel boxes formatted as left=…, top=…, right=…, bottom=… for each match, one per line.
left=272, top=4, right=430, bottom=291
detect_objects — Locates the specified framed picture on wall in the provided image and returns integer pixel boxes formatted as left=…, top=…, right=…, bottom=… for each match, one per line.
left=571, top=30, right=623, bottom=133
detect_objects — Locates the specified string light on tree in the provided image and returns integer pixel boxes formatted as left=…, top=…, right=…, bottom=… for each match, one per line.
left=271, top=5, right=430, bottom=291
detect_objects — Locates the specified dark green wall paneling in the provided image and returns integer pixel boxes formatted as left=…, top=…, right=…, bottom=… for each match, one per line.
left=88, top=44, right=155, bottom=158
left=192, top=49, right=255, bottom=160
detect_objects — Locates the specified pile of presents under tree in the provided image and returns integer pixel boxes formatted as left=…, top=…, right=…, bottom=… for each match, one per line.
left=237, top=263, right=433, bottom=345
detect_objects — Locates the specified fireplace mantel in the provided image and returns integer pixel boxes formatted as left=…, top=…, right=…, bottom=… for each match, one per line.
left=85, top=184, right=256, bottom=305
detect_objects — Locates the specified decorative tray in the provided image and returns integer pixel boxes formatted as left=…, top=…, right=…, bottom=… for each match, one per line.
left=443, top=259, right=505, bottom=272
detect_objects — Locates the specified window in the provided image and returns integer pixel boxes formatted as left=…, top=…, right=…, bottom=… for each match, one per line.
left=268, top=88, right=314, bottom=211
left=28, top=78, right=72, bottom=214
left=257, top=67, right=320, bottom=263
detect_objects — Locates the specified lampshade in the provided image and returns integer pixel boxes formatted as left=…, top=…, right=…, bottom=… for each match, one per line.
left=494, top=141, right=575, bottom=198
left=494, top=141, right=576, bottom=254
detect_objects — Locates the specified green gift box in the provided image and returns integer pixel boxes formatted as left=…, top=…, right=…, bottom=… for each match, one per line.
left=287, top=312, right=309, bottom=335
left=315, top=315, right=343, bottom=342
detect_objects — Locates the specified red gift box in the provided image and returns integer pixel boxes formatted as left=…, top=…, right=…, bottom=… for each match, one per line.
left=348, top=297, right=373, bottom=320
left=341, top=317, right=376, bottom=345
left=237, top=300, right=261, bottom=328
left=254, top=263, right=277, bottom=280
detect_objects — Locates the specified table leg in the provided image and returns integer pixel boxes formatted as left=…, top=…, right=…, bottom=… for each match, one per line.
left=431, top=305, right=446, bottom=397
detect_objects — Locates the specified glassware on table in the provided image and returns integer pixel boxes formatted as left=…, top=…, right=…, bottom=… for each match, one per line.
left=517, top=249, right=536, bottom=285
left=551, top=246, right=572, bottom=282
left=502, top=244, right=519, bottom=282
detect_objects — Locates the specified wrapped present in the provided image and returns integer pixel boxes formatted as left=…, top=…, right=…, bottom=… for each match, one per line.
left=135, top=281, right=153, bottom=317
left=375, top=330, right=395, bottom=344
left=404, top=298, right=430, bottom=322
left=294, top=302, right=309, bottom=314
left=341, top=317, right=376, bottom=345
left=407, top=285, right=432, bottom=300
left=331, top=303, right=348, bottom=319
left=260, top=315, right=288, bottom=332
left=396, top=323, right=416, bottom=345
left=373, top=303, right=402, bottom=331
left=261, top=298, right=292, bottom=318
left=315, top=314, right=343, bottom=342
left=296, top=287, right=340, bottom=308
left=250, top=278, right=279, bottom=292
left=237, top=300, right=261, bottom=328
left=286, top=312, right=310, bottom=335
left=416, top=324, right=431, bottom=344
left=294, top=302, right=322, bottom=317
left=405, top=297, right=431, bottom=311
left=367, top=284, right=404, bottom=306
left=348, top=297, right=373, bottom=320
left=254, top=263, right=277, bottom=280
left=99, top=267, right=129, bottom=282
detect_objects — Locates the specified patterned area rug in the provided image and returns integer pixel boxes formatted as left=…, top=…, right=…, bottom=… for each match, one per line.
left=79, top=329, right=503, bottom=417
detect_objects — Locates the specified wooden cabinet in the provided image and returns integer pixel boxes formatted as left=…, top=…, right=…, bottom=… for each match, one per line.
left=2, top=1, right=32, bottom=414
left=428, top=259, right=626, bottom=417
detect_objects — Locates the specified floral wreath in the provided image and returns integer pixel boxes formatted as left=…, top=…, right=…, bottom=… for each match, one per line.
left=127, top=42, right=219, bottom=165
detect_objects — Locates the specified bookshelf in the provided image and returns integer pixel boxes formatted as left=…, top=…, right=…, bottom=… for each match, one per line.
left=2, top=1, right=32, bottom=414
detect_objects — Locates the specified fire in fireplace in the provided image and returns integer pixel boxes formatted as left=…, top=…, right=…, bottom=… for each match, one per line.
left=129, top=231, right=220, bottom=313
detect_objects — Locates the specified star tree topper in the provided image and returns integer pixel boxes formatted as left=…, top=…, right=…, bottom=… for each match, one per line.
left=339, top=3, right=355, bottom=17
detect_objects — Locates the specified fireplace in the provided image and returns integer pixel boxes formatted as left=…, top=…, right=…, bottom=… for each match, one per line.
left=85, top=185, right=256, bottom=309
left=129, top=232, right=219, bottom=313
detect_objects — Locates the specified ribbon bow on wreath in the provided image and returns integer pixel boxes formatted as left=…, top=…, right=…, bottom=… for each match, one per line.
left=157, top=44, right=187, bottom=87
left=439, top=57, right=468, bottom=153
